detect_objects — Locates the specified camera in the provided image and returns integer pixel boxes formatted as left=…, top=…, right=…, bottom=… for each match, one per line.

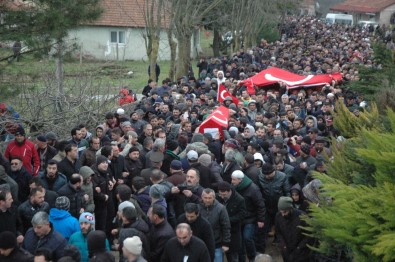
left=177, top=185, right=187, bottom=192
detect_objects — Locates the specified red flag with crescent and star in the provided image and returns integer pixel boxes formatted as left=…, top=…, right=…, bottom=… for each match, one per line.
left=198, top=105, right=229, bottom=140
left=217, top=84, right=239, bottom=105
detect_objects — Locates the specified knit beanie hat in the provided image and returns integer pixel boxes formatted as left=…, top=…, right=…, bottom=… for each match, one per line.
left=0, top=231, right=17, bottom=249
left=118, top=201, right=136, bottom=212
left=149, top=184, right=164, bottom=200
left=96, top=155, right=108, bottom=165
left=123, top=236, right=143, bottom=255
left=198, top=154, right=211, bottom=167
left=55, top=196, right=70, bottom=211
left=79, top=212, right=95, bottom=225
left=278, top=196, right=293, bottom=210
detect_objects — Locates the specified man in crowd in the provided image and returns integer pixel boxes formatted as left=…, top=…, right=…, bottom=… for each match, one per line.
left=38, top=159, right=67, bottom=192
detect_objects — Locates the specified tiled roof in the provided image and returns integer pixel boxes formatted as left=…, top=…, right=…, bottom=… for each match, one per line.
left=90, top=0, right=169, bottom=28
left=331, top=0, right=395, bottom=13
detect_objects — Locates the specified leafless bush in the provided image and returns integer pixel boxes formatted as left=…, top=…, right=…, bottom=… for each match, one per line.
left=3, top=71, right=119, bottom=140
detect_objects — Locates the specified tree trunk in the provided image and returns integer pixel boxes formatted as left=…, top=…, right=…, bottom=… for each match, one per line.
left=149, top=35, right=160, bottom=81
left=167, top=29, right=177, bottom=81
left=212, top=28, right=221, bottom=57
left=234, top=32, right=240, bottom=52
left=175, top=32, right=191, bottom=79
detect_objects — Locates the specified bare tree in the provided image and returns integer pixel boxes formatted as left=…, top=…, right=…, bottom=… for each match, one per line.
left=168, top=0, right=224, bottom=78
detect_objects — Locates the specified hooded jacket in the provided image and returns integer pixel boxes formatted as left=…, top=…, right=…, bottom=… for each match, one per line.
left=5, top=138, right=40, bottom=176
left=49, top=208, right=80, bottom=240
left=38, top=171, right=67, bottom=192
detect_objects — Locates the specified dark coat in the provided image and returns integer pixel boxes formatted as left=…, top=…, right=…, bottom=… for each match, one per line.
left=58, top=182, right=85, bottom=219
left=0, top=205, right=23, bottom=236
left=18, top=200, right=50, bottom=234
left=258, top=171, right=290, bottom=215
left=275, top=209, right=311, bottom=262
left=8, top=167, right=32, bottom=203
left=243, top=163, right=260, bottom=185
left=171, top=183, right=203, bottom=218
left=38, top=171, right=67, bottom=192
left=57, top=157, right=80, bottom=180
left=0, top=247, right=34, bottom=262
left=177, top=214, right=215, bottom=262
left=22, top=228, right=67, bottom=261
left=161, top=236, right=211, bottom=262
left=148, top=220, right=175, bottom=262
left=221, top=161, right=241, bottom=183
left=124, top=156, right=144, bottom=181
left=234, top=176, right=266, bottom=224
left=190, top=162, right=216, bottom=189
left=216, top=189, right=246, bottom=251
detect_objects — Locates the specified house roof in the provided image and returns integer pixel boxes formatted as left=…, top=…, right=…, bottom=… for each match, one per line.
left=90, top=0, right=169, bottom=28
left=331, top=0, right=395, bottom=13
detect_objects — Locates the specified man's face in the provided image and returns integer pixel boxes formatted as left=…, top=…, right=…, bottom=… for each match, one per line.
left=291, top=192, right=300, bottom=202
left=255, top=128, right=265, bottom=138
left=150, top=118, right=158, bottom=127
left=0, top=192, right=13, bottom=210
left=111, top=145, right=120, bottom=157
left=293, top=121, right=302, bottom=130
left=201, top=192, right=215, bottom=207
left=158, top=132, right=166, bottom=140
left=98, top=161, right=109, bottom=172
left=315, top=142, right=324, bottom=152
left=173, top=109, right=180, bottom=118
left=243, top=128, right=251, bottom=138
left=186, top=171, right=199, bottom=186
left=96, top=128, right=103, bottom=138
left=10, top=159, right=22, bottom=172
left=306, top=119, right=314, bottom=128
left=273, top=130, right=282, bottom=138
left=91, top=138, right=101, bottom=150
left=264, top=171, right=276, bottom=180
left=46, top=164, right=57, bottom=179
left=276, top=162, right=284, bottom=171
left=111, top=132, right=121, bottom=141
left=218, top=190, right=231, bottom=201
left=80, top=222, right=92, bottom=235
left=161, top=105, right=169, bottom=113
left=129, top=151, right=140, bottom=161
left=185, top=212, right=198, bottom=223
left=73, top=130, right=82, bottom=142
left=69, top=146, right=78, bottom=160
left=255, top=114, right=263, bottom=123
left=31, top=191, right=45, bottom=206
left=279, top=209, right=291, bottom=218
left=80, top=127, right=88, bottom=138
left=145, top=125, right=153, bottom=136
left=184, top=123, right=192, bottom=133
left=231, top=177, right=241, bottom=186
left=15, top=134, right=25, bottom=144
left=177, top=229, right=192, bottom=247
left=33, top=223, right=50, bottom=238
left=36, top=140, right=47, bottom=150
left=131, top=113, right=139, bottom=121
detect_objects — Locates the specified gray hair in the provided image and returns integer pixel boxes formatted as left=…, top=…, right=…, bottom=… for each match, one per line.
left=153, top=138, right=166, bottom=151
left=31, top=211, right=49, bottom=226
left=224, top=148, right=236, bottom=161
left=254, top=254, right=273, bottom=262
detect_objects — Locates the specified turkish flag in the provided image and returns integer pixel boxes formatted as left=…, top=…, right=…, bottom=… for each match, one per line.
left=240, top=67, right=343, bottom=89
left=243, top=79, right=256, bottom=95
left=217, top=84, right=239, bottom=105
left=198, top=105, right=229, bottom=140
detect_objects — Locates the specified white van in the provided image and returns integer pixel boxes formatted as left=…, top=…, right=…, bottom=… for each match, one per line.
left=357, top=20, right=378, bottom=29
left=326, top=13, right=353, bottom=26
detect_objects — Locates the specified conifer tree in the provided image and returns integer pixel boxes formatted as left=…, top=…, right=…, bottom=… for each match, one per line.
left=305, top=105, right=395, bottom=261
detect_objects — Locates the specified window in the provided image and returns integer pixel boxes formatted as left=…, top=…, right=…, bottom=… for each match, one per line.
left=110, top=31, right=125, bottom=44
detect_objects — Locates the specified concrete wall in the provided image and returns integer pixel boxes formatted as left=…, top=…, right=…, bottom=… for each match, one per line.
left=379, top=4, right=395, bottom=25
left=68, top=27, right=171, bottom=61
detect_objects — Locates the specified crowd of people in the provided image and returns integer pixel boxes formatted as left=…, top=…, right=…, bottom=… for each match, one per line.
left=0, top=15, right=391, bottom=262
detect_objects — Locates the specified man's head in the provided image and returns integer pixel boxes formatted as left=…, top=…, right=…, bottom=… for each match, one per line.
left=128, top=147, right=140, bottom=161
left=79, top=212, right=95, bottom=235
left=148, top=204, right=167, bottom=225
left=175, top=223, right=193, bottom=247
left=0, top=185, right=13, bottom=211
left=90, top=137, right=101, bottom=150
left=14, top=126, right=26, bottom=144
left=184, top=203, right=200, bottom=223
left=217, top=181, right=232, bottom=201
left=71, top=127, right=82, bottom=142
left=123, top=236, right=143, bottom=259
left=32, top=211, right=51, bottom=239
left=278, top=196, right=293, bottom=218
left=55, top=196, right=70, bottom=211
left=201, top=188, right=215, bottom=207
left=261, top=163, right=276, bottom=180
left=65, top=144, right=78, bottom=161
left=231, top=170, right=244, bottom=186
left=36, top=135, right=48, bottom=150
left=186, top=168, right=200, bottom=186
left=0, top=231, right=17, bottom=257
left=30, top=187, right=46, bottom=206
left=33, top=248, right=53, bottom=262
left=10, top=157, right=23, bottom=172
left=70, top=173, right=83, bottom=190
left=45, top=160, right=58, bottom=180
